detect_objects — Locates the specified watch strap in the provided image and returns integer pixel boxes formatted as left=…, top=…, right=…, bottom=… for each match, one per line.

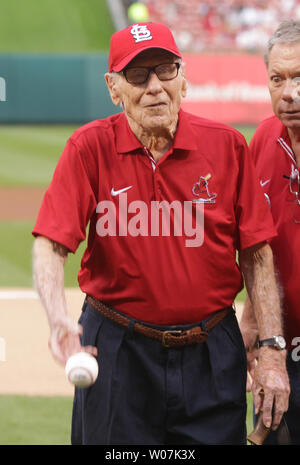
left=258, top=337, right=276, bottom=348
left=258, top=336, right=286, bottom=350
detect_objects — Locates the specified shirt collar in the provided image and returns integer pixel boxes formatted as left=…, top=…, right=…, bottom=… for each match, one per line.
left=115, top=113, right=142, bottom=153
left=278, top=120, right=290, bottom=143
left=276, top=117, right=296, bottom=165
left=172, top=109, right=198, bottom=151
left=115, top=109, right=198, bottom=154
left=274, top=115, right=295, bottom=146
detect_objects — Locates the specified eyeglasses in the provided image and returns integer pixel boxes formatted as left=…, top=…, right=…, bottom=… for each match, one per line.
left=122, top=62, right=181, bottom=85
left=287, top=168, right=300, bottom=223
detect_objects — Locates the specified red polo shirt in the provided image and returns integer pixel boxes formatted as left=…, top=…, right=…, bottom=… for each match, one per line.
left=250, top=115, right=300, bottom=349
left=33, top=110, right=276, bottom=324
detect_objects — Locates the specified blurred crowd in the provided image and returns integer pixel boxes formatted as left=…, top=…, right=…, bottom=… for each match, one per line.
left=125, top=0, right=300, bottom=53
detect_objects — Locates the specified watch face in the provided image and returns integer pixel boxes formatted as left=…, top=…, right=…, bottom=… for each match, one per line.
left=275, top=336, right=286, bottom=349
left=258, top=336, right=287, bottom=349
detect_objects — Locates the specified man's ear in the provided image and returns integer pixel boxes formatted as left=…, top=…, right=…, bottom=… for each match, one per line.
left=180, top=63, right=187, bottom=98
left=105, top=73, right=121, bottom=107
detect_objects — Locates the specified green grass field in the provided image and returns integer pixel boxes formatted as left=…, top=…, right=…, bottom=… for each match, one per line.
left=0, top=394, right=253, bottom=445
left=0, top=395, right=73, bottom=445
left=0, top=125, right=77, bottom=187
left=0, top=0, right=114, bottom=53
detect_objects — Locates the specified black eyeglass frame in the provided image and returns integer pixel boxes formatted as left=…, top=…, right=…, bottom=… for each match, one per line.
left=122, top=62, right=181, bottom=85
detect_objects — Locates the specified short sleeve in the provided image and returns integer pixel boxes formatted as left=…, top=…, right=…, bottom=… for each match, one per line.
left=32, top=138, right=97, bottom=253
left=235, top=138, right=277, bottom=250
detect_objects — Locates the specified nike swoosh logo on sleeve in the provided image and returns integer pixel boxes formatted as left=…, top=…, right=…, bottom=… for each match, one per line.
left=111, top=186, right=133, bottom=196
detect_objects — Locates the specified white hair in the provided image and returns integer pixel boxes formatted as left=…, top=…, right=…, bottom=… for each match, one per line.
left=265, top=20, right=300, bottom=67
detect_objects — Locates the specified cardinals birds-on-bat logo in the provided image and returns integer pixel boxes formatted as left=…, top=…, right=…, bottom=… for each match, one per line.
left=192, top=174, right=217, bottom=204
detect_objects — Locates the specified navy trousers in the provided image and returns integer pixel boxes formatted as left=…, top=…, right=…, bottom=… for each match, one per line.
left=71, top=300, right=247, bottom=445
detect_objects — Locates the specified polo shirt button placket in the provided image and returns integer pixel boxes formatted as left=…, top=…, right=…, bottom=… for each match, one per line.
left=143, top=147, right=156, bottom=172
left=143, top=147, right=162, bottom=201
left=153, top=170, right=163, bottom=202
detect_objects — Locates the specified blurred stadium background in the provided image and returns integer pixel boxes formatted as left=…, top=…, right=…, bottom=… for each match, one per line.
left=0, top=0, right=296, bottom=445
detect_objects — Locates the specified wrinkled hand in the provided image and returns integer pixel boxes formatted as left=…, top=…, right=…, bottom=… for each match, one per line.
left=49, top=314, right=97, bottom=365
left=252, top=347, right=290, bottom=430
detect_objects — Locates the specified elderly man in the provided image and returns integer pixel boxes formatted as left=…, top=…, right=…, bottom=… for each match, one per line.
left=240, top=19, right=300, bottom=445
left=32, top=22, right=289, bottom=445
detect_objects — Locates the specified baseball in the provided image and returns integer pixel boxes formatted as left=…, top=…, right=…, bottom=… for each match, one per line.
left=65, top=352, right=99, bottom=388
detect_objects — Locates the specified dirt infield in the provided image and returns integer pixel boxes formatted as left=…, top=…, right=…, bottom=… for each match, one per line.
left=0, top=187, right=45, bottom=221
left=0, top=288, right=84, bottom=396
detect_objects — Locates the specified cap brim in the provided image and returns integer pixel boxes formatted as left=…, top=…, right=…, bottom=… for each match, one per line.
left=112, top=46, right=182, bottom=72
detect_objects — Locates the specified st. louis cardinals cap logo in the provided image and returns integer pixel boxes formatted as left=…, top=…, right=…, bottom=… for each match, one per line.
left=192, top=174, right=217, bottom=204
left=108, top=22, right=181, bottom=73
left=131, top=24, right=153, bottom=43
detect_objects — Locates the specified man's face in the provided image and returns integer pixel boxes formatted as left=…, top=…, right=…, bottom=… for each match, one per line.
left=268, top=41, right=300, bottom=130
left=106, top=49, right=186, bottom=133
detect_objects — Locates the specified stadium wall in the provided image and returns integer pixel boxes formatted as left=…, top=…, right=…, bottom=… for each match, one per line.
left=0, top=54, right=118, bottom=124
left=182, top=54, right=273, bottom=124
left=0, top=53, right=273, bottom=124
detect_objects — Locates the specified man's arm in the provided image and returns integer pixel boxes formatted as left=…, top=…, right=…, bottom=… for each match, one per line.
left=239, top=296, right=259, bottom=391
left=240, top=296, right=258, bottom=348
left=239, top=242, right=290, bottom=430
left=32, top=236, right=97, bottom=365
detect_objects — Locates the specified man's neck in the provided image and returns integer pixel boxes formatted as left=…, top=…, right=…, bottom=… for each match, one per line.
left=142, top=134, right=173, bottom=162
left=127, top=117, right=178, bottom=162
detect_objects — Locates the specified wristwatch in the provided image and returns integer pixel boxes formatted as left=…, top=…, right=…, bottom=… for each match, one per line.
left=258, top=335, right=286, bottom=350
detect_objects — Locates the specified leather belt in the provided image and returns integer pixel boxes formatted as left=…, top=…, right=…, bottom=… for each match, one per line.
left=86, top=296, right=232, bottom=348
